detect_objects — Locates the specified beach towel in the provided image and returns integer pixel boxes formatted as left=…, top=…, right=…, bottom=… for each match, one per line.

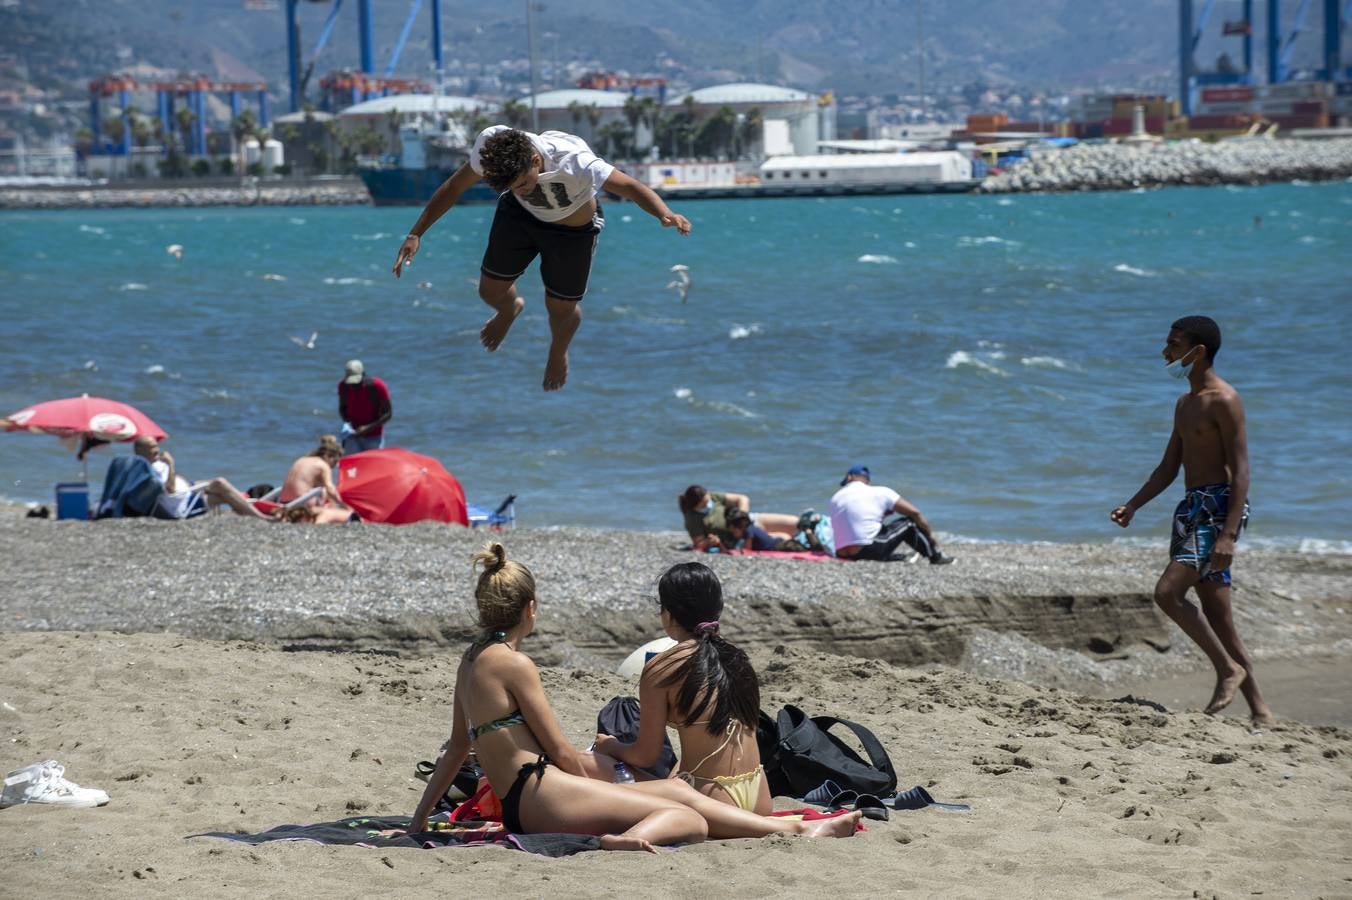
left=188, top=811, right=598, bottom=857
left=95, top=456, right=163, bottom=518
left=725, top=548, right=844, bottom=562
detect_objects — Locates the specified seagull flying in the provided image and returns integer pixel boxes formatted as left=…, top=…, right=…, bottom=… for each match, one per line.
left=166, top=244, right=184, bottom=260
left=288, top=331, right=319, bottom=350
left=666, top=264, right=691, bottom=303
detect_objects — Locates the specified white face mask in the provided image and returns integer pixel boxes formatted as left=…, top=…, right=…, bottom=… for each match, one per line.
left=1165, top=346, right=1200, bottom=381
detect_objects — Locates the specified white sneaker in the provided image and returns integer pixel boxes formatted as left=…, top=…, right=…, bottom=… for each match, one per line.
left=1, top=760, right=109, bottom=809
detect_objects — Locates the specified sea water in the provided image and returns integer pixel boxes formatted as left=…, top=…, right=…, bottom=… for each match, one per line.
left=2, top=181, right=1349, bottom=547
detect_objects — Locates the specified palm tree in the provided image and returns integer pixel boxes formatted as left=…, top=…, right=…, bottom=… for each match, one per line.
left=584, top=103, right=602, bottom=141
left=567, top=99, right=585, bottom=132
left=737, top=106, right=763, bottom=158
left=503, top=99, right=530, bottom=129
left=231, top=109, right=258, bottom=176
left=597, top=121, right=630, bottom=159
left=74, top=127, right=94, bottom=159
left=174, top=106, right=196, bottom=155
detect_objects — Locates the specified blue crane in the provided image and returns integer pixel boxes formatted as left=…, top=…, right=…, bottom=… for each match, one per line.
left=285, top=0, right=444, bottom=112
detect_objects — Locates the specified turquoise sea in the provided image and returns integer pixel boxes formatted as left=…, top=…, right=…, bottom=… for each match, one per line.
left=2, top=181, right=1350, bottom=548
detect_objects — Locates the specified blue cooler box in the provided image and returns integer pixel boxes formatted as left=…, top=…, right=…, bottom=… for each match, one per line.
left=55, top=482, right=90, bottom=520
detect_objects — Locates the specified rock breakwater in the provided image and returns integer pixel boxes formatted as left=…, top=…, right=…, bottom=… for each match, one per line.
left=980, top=137, right=1352, bottom=193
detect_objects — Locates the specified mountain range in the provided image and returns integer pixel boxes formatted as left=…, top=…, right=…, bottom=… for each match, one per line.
left=10, top=0, right=1330, bottom=101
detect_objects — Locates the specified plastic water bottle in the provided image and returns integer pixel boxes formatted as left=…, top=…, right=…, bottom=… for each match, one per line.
left=612, top=763, right=635, bottom=784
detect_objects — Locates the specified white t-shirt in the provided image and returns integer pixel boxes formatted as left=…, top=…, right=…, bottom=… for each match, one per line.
left=469, top=126, right=615, bottom=222
left=828, top=481, right=901, bottom=549
left=151, top=460, right=199, bottom=519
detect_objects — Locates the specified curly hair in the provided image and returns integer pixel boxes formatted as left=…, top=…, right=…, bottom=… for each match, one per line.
left=478, top=129, right=536, bottom=192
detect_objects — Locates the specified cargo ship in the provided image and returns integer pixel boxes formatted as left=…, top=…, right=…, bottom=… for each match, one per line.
left=357, top=121, right=497, bottom=206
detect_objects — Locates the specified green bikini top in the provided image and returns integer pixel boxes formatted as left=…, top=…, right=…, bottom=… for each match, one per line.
left=465, top=629, right=526, bottom=741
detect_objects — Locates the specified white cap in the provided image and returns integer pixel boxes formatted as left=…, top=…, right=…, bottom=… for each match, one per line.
left=343, top=360, right=365, bottom=385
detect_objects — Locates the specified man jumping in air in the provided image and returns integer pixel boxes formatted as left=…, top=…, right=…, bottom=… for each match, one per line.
left=392, top=126, right=691, bottom=391
left=1111, top=315, right=1273, bottom=725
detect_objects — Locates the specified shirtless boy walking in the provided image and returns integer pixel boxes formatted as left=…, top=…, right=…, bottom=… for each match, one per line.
left=392, top=126, right=691, bottom=391
left=1111, top=316, right=1272, bottom=724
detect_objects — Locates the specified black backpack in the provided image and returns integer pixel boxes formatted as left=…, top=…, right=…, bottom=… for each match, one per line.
left=757, top=704, right=897, bottom=799
left=596, top=696, right=678, bottom=779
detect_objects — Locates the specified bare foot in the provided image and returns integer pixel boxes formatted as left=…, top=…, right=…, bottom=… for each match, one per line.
left=543, top=347, right=568, bottom=391
left=1203, top=666, right=1247, bottom=715
left=480, top=296, right=524, bottom=351
left=599, top=834, right=664, bottom=853
left=799, top=810, right=862, bottom=838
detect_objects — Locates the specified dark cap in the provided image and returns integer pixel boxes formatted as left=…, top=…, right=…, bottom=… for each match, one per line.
left=840, top=465, right=870, bottom=486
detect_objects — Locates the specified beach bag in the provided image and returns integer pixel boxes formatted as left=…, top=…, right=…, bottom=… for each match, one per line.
left=596, top=696, right=677, bottom=779
left=763, top=705, right=897, bottom=798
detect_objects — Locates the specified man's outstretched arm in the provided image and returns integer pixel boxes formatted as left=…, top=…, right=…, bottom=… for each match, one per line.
left=392, top=164, right=484, bottom=277
left=1112, top=418, right=1183, bottom=527
left=601, top=170, right=691, bottom=235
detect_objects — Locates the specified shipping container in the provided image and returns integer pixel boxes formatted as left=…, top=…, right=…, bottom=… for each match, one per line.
left=1337, top=82, right=1352, bottom=97
left=1201, top=86, right=1255, bottom=102
left=1268, top=113, right=1330, bottom=129
left=1187, top=114, right=1257, bottom=128
left=1255, top=81, right=1333, bottom=99
left=1194, top=101, right=1255, bottom=115
left=1102, top=116, right=1168, bottom=135
left=1292, top=100, right=1328, bottom=114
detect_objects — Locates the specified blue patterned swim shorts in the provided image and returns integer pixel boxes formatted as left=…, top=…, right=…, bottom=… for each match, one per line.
left=1170, top=482, right=1249, bottom=585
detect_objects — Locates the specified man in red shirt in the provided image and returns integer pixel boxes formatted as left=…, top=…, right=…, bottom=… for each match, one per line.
left=338, top=359, right=392, bottom=454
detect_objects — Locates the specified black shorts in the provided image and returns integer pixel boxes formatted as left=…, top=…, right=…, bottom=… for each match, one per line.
left=480, top=194, right=604, bottom=301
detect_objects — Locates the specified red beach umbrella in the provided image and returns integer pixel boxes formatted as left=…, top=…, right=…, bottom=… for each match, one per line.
left=337, top=448, right=468, bottom=526
left=1, top=394, right=169, bottom=480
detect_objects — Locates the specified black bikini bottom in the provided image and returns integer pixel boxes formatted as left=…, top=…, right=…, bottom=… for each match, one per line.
left=501, top=754, right=551, bottom=834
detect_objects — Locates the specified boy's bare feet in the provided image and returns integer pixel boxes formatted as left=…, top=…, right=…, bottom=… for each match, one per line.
left=599, top=834, right=664, bottom=853
left=1203, top=664, right=1247, bottom=715
left=799, top=810, right=862, bottom=838
left=543, top=346, right=568, bottom=391
left=480, top=296, right=524, bottom=351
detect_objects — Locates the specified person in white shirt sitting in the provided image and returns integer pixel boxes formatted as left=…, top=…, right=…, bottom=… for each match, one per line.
left=132, top=435, right=270, bottom=521
left=392, top=126, right=692, bottom=392
left=828, top=465, right=955, bottom=564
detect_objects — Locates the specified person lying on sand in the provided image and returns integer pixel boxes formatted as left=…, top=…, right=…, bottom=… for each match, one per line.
left=408, top=543, right=860, bottom=850
left=1110, top=315, right=1273, bottom=725
left=678, top=485, right=798, bottom=551
left=590, top=562, right=773, bottom=814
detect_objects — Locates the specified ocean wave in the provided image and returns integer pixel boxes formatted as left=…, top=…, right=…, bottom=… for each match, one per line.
left=288, top=217, right=306, bottom=225
left=996, top=198, right=1015, bottom=206
left=119, top=282, right=149, bottom=291
left=322, top=277, right=374, bottom=286
left=945, top=350, right=1009, bottom=377
left=144, top=364, right=164, bottom=375
left=704, top=400, right=759, bottom=418
left=959, top=235, right=1019, bottom=247
left=78, top=224, right=106, bottom=235
left=857, top=254, right=898, bottom=264
left=1113, top=263, right=1154, bottom=277
left=351, top=232, right=391, bottom=241
left=728, top=323, right=762, bottom=340
left=262, top=273, right=287, bottom=281
left=977, top=340, right=1003, bottom=349
left=1021, top=355, right=1074, bottom=370
left=673, top=387, right=692, bottom=400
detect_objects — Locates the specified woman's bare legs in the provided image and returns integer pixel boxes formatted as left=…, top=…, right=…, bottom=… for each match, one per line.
left=628, top=778, right=859, bottom=838
left=520, top=769, right=707, bottom=849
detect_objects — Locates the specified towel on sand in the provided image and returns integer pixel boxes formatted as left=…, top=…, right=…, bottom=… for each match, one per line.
left=188, top=812, right=599, bottom=857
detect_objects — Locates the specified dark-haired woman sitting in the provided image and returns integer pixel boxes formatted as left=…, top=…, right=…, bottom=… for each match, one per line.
left=409, top=544, right=859, bottom=850
left=678, top=484, right=798, bottom=551
left=592, top=562, right=771, bottom=814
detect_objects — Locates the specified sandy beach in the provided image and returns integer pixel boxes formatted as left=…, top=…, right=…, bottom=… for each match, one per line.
left=3, top=516, right=1351, bottom=896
